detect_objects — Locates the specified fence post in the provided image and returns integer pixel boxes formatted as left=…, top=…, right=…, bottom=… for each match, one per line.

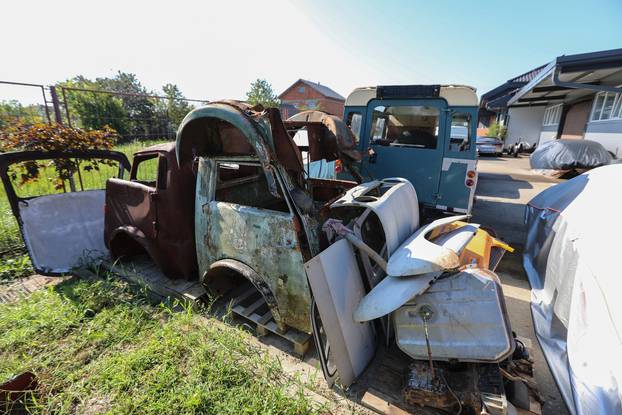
left=49, top=86, right=64, bottom=125
left=49, top=86, right=77, bottom=191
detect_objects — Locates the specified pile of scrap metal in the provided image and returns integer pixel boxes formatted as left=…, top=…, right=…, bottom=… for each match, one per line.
left=308, top=178, right=540, bottom=414
left=0, top=101, right=540, bottom=414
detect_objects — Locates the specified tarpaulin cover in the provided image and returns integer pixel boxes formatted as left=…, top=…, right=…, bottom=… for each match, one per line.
left=529, top=139, right=612, bottom=171
left=524, top=164, right=622, bottom=415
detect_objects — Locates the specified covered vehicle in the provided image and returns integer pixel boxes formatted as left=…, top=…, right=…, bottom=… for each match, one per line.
left=529, top=139, right=612, bottom=171
left=476, top=136, right=503, bottom=156
left=524, top=163, right=622, bottom=414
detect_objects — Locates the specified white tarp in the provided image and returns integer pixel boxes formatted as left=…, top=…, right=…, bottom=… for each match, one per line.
left=524, top=164, right=622, bottom=415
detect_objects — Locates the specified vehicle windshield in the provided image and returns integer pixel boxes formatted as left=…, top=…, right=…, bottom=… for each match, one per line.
left=370, top=105, right=440, bottom=149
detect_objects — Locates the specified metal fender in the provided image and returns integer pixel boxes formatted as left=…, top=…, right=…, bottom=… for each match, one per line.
left=386, top=215, right=471, bottom=277
left=354, top=222, right=479, bottom=322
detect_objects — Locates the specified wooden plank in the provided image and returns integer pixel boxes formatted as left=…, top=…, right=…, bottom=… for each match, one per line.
left=242, top=297, right=266, bottom=317
left=231, top=287, right=258, bottom=307
left=361, top=389, right=412, bottom=415
left=257, top=310, right=273, bottom=325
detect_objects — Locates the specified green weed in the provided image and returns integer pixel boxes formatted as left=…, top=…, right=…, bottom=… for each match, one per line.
left=0, top=277, right=318, bottom=415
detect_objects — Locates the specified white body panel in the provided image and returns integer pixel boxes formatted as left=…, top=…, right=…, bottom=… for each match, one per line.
left=20, top=190, right=108, bottom=273
left=305, top=239, right=375, bottom=387
left=330, top=178, right=419, bottom=255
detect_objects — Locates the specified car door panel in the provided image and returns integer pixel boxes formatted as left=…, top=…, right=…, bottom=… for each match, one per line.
left=0, top=150, right=131, bottom=275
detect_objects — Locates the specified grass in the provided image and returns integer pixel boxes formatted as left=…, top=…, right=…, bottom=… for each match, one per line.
left=0, top=276, right=319, bottom=414
left=0, top=140, right=171, bottom=280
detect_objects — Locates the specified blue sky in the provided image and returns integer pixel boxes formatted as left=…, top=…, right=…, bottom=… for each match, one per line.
left=1, top=0, right=621, bottom=104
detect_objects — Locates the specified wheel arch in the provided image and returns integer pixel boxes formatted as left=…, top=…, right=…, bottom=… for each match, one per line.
left=203, top=259, right=283, bottom=329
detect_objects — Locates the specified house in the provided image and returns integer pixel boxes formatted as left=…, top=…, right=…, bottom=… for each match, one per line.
left=278, top=79, right=345, bottom=119
left=480, top=48, right=622, bottom=157
left=478, top=65, right=547, bottom=131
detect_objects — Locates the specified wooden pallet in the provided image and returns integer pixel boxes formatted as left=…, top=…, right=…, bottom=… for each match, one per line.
left=229, top=282, right=312, bottom=358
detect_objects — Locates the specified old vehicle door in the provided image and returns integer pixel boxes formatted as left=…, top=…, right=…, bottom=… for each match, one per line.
left=359, top=98, right=448, bottom=208
left=196, top=157, right=313, bottom=333
left=0, top=150, right=131, bottom=274
left=437, top=108, right=478, bottom=213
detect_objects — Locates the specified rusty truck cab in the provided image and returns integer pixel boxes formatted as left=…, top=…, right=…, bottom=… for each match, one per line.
left=105, top=142, right=197, bottom=278
left=176, top=102, right=356, bottom=334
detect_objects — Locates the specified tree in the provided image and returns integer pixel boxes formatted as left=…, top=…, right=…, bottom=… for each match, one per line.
left=160, top=83, right=194, bottom=130
left=97, top=72, right=157, bottom=140
left=59, top=76, right=128, bottom=135
left=245, top=79, right=280, bottom=108
left=0, top=100, right=48, bottom=129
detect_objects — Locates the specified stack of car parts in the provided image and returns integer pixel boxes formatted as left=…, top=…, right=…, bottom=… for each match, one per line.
left=307, top=178, right=534, bottom=414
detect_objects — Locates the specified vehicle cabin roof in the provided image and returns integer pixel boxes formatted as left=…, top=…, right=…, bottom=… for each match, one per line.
left=134, top=141, right=176, bottom=156
left=345, top=85, right=478, bottom=107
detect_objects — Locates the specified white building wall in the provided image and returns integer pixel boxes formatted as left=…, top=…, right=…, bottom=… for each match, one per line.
left=505, top=107, right=545, bottom=147
left=584, top=119, right=622, bottom=158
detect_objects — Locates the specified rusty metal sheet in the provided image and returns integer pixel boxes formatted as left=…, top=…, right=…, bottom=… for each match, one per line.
left=196, top=157, right=312, bottom=333
left=175, top=101, right=281, bottom=198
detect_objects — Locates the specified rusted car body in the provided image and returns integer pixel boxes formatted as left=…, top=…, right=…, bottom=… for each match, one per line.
left=105, top=142, right=197, bottom=278
left=176, top=102, right=357, bottom=333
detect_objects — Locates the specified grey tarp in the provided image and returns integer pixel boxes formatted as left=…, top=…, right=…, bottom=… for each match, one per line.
left=524, top=164, right=622, bottom=415
left=529, top=139, right=612, bottom=171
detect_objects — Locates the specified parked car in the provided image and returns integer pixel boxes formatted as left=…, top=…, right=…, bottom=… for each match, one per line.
left=530, top=138, right=612, bottom=172
left=507, top=140, right=536, bottom=157
left=343, top=85, right=479, bottom=215
left=476, top=136, right=503, bottom=156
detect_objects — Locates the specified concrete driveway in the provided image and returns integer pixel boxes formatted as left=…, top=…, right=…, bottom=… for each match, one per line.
left=472, top=155, right=568, bottom=415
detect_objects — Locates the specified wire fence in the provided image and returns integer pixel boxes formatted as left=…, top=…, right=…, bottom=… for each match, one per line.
left=0, top=80, right=209, bottom=143
left=0, top=80, right=209, bottom=254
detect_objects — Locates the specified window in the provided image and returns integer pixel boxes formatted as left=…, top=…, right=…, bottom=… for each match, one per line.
left=590, top=91, right=622, bottom=121
left=346, top=112, right=362, bottom=144
left=133, top=155, right=159, bottom=185
left=448, top=112, right=471, bottom=152
left=298, top=86, right=305, bottom=93
left=369, top=105, right=440, bottom=149
left=543, top=104, right=562, bottom=126
left=215, top=162, right=288, bottom=212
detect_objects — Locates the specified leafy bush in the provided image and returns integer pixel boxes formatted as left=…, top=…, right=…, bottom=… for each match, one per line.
left=488, top=122, right=507, bottom=140
left=0, top=123, right=119, bottom=189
